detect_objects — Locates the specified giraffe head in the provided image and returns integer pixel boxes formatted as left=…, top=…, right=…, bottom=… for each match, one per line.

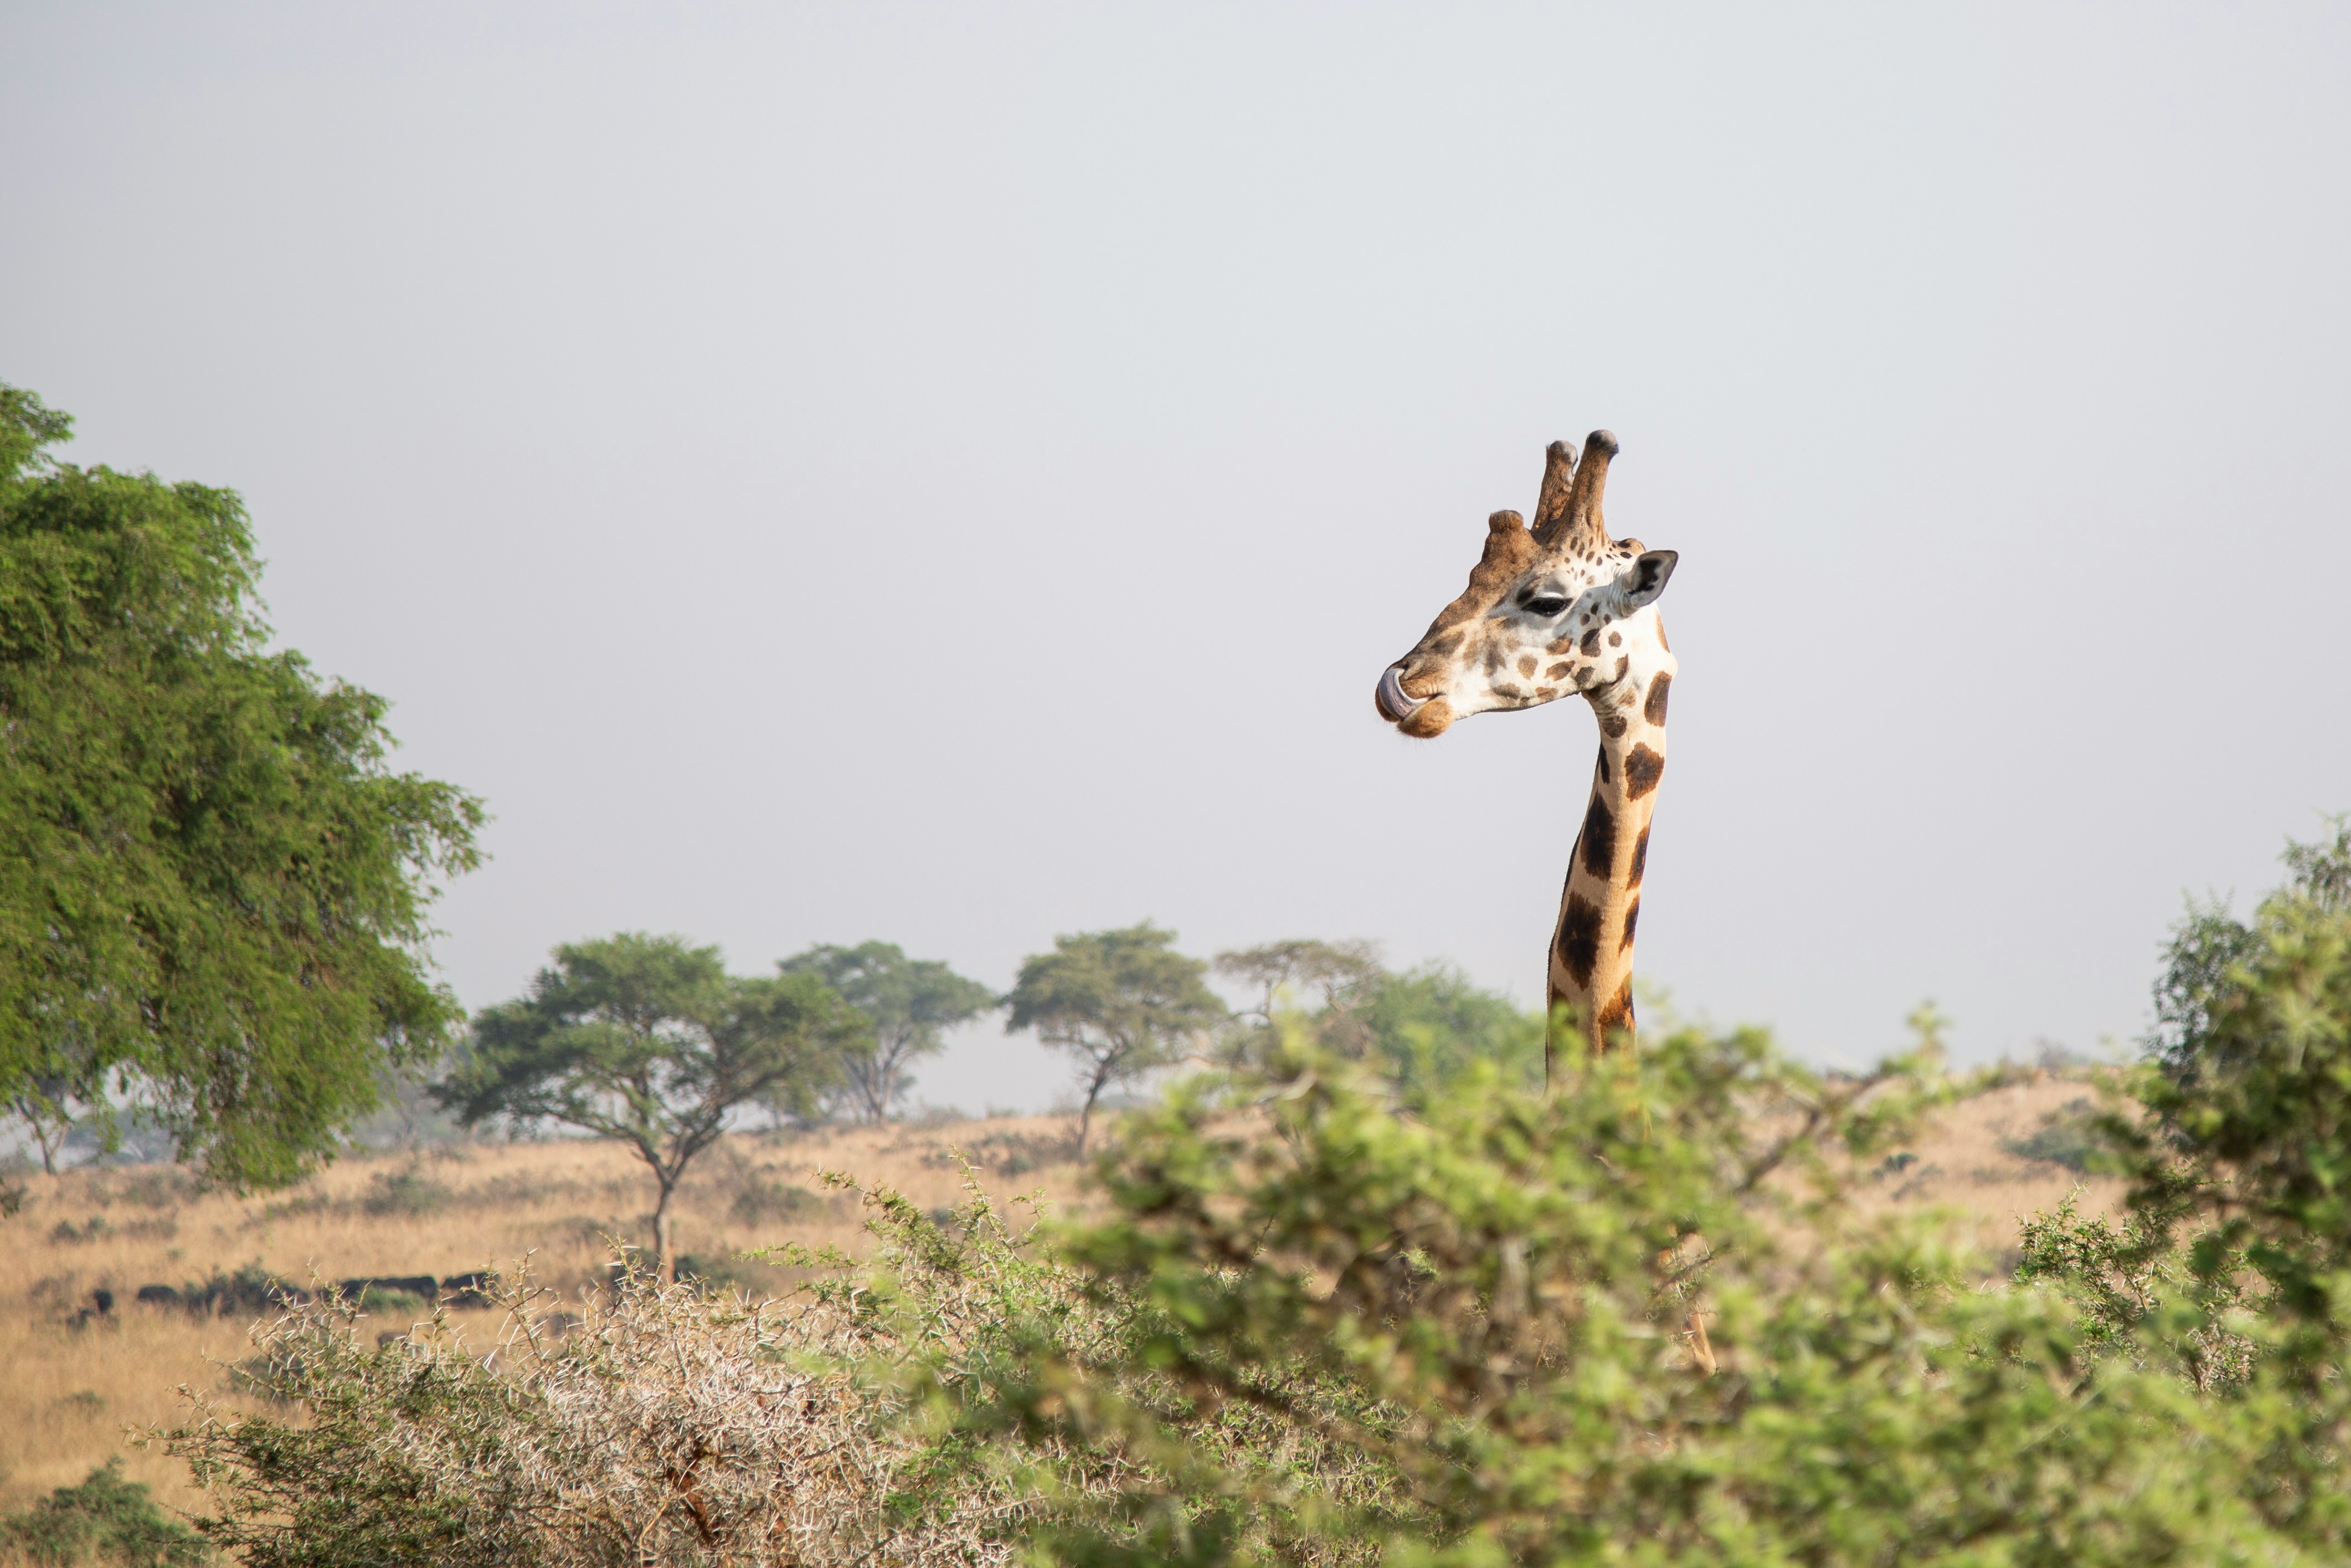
left=1375, top=432, right=1677, bottom=739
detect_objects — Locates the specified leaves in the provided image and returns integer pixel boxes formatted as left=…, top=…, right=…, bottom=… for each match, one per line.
left=936, top=1030, right=2347, bottom=1566
left=0, top=382, right=483, bottom=1187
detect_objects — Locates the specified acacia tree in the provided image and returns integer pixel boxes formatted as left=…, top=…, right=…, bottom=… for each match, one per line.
left=1212, top=938, right=1382, bottom=1067
left=778, top=942, right=995, bottom=1123
left=0, top=383, right=483, bottom=1187
left=438, top=933, right=866, bottom=1282
left=1005, top=923, right=1223, bottom=1154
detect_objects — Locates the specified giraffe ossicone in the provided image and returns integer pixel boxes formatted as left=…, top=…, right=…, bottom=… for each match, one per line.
left=1374, top=431, right=1678, bottom=1068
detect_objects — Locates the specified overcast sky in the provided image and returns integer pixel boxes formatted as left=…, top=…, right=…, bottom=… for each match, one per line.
left=3, top=4, right=2346, bottom=1112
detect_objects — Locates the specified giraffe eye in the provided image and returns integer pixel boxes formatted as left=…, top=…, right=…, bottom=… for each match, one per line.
left=1524, top=596, right=1569, bottom=618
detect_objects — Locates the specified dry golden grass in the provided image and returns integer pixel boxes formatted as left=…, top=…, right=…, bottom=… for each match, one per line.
left=0, top=1114, right=1088, bottom=1517
left=0, top=1078, right=2119, bottom=1519
left=1846, top=1070, right=2123, bottom=1262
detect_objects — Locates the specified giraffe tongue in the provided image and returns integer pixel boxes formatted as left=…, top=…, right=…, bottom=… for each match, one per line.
left=1377, top=666, right=1424, bottom=723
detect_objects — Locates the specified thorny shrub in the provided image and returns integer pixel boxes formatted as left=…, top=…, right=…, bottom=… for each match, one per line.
left=159, top=1190, right=1079, bottom=1568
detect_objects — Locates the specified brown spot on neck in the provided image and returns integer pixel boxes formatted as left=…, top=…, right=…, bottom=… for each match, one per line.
left=1556, top=893, right=1602, bottom=989
left=1578, top=793, right=1617, bottom=879
left=1644, top=671, right=1672, bottom=727
left=1623, top=743, right=1665, bottom=799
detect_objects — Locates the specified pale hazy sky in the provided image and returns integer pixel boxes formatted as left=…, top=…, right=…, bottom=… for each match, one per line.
left=3, top=4, right=2345, bottom=1112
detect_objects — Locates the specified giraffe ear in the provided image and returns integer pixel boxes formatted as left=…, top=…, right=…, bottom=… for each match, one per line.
left=1618, top=551, right=1677, bottom=609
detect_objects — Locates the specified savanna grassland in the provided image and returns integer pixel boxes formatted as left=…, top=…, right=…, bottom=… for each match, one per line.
left=0, top=1114, right=1090, bottom=1515
left=0, top=1077, right=2112, bottom=1518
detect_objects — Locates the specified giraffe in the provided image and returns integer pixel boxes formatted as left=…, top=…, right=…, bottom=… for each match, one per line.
left=1372, top=431, right=1678, bottom=1072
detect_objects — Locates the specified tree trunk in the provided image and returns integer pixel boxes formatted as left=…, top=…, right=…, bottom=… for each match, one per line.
left=1077, top=1058, right=1115, bottom=1157
left=652, top=1182, right=677, bottom=1284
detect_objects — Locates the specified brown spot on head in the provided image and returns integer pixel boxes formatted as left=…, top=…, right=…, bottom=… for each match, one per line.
left=1556, top=892, right=1602, bottom=988
left=1629, top=824, right=1650, bottom=887
left=1600, top=711, right=1628, bottom=739
left=1624, top=743, right=1664, bottom=798
left=1547, top=636, right=1577, bottom=655
left=1619, top=896, right=1639, bottom=950
left=1580, top=628, right=1602, bottom=656
left=1578, top=793, right=1617, bottom=879
left=1547, top=661, right=1572, bottom=680
left=1517, top=655, right=1537, bottom=677
left=1643, top=671, right=1673, bottom=727
left=1592, top=976, right=1635, bottom=1048
left=1608, top=630, right=1622, bottom=647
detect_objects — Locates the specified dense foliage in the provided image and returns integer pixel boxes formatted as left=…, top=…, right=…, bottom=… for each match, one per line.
left=0, top=384, right=483, bottom=1188
left=2021, top=818, right=2351, bottom=1386
left=165, top=829, right=2351, bottom=1565
left=438, top=933, right=868, bottom=1280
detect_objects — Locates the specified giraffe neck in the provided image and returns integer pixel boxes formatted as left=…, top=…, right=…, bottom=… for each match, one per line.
left=1546, top=623, right=1674, bottom=1067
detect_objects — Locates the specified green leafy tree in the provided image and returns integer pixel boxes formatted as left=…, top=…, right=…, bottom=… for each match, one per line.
left=779, top=942, right=996, bottom=1122
left=1213, top=945, right=1542, bottom=1096
left=1345, top=961, right=1544, bottom=1094
left=1212, top=938, right=1382, bottom=1067
left=1005, top=923, right=1223, bottom=1154
left=438, top=933, right=865, bottom=1281
left=2089, top=816, right=2351, bottom=1337
left=0, top=383, right=483, bottom=1188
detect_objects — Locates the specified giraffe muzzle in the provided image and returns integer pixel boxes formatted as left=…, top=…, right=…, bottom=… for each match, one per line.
left=1376, top=665, right=1426, bottom=724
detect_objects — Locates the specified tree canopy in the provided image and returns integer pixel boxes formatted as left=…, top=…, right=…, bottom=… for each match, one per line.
left=0, top=383, right=483, bottom=1187
left=1213, top=942, right=1544, bottom=1096
left=438, top=932, right=866, bottom=1281
left=779, top=942, right=996, bottom=1122
left=2090, top=816, right=2351, bottom=1330
left=1005, top=923, right=1223, bottom=1153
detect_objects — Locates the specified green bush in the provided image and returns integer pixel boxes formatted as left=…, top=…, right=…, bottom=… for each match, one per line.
left=1, top=1458, right=207, bottom=1567
left=896, top=1029, right=2344, bottom=1567
left=160, top=823, right=2351, bottom=1566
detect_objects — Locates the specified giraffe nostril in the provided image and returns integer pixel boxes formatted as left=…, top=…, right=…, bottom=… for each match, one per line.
left=1376, top=666, right=1425, bottom=723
